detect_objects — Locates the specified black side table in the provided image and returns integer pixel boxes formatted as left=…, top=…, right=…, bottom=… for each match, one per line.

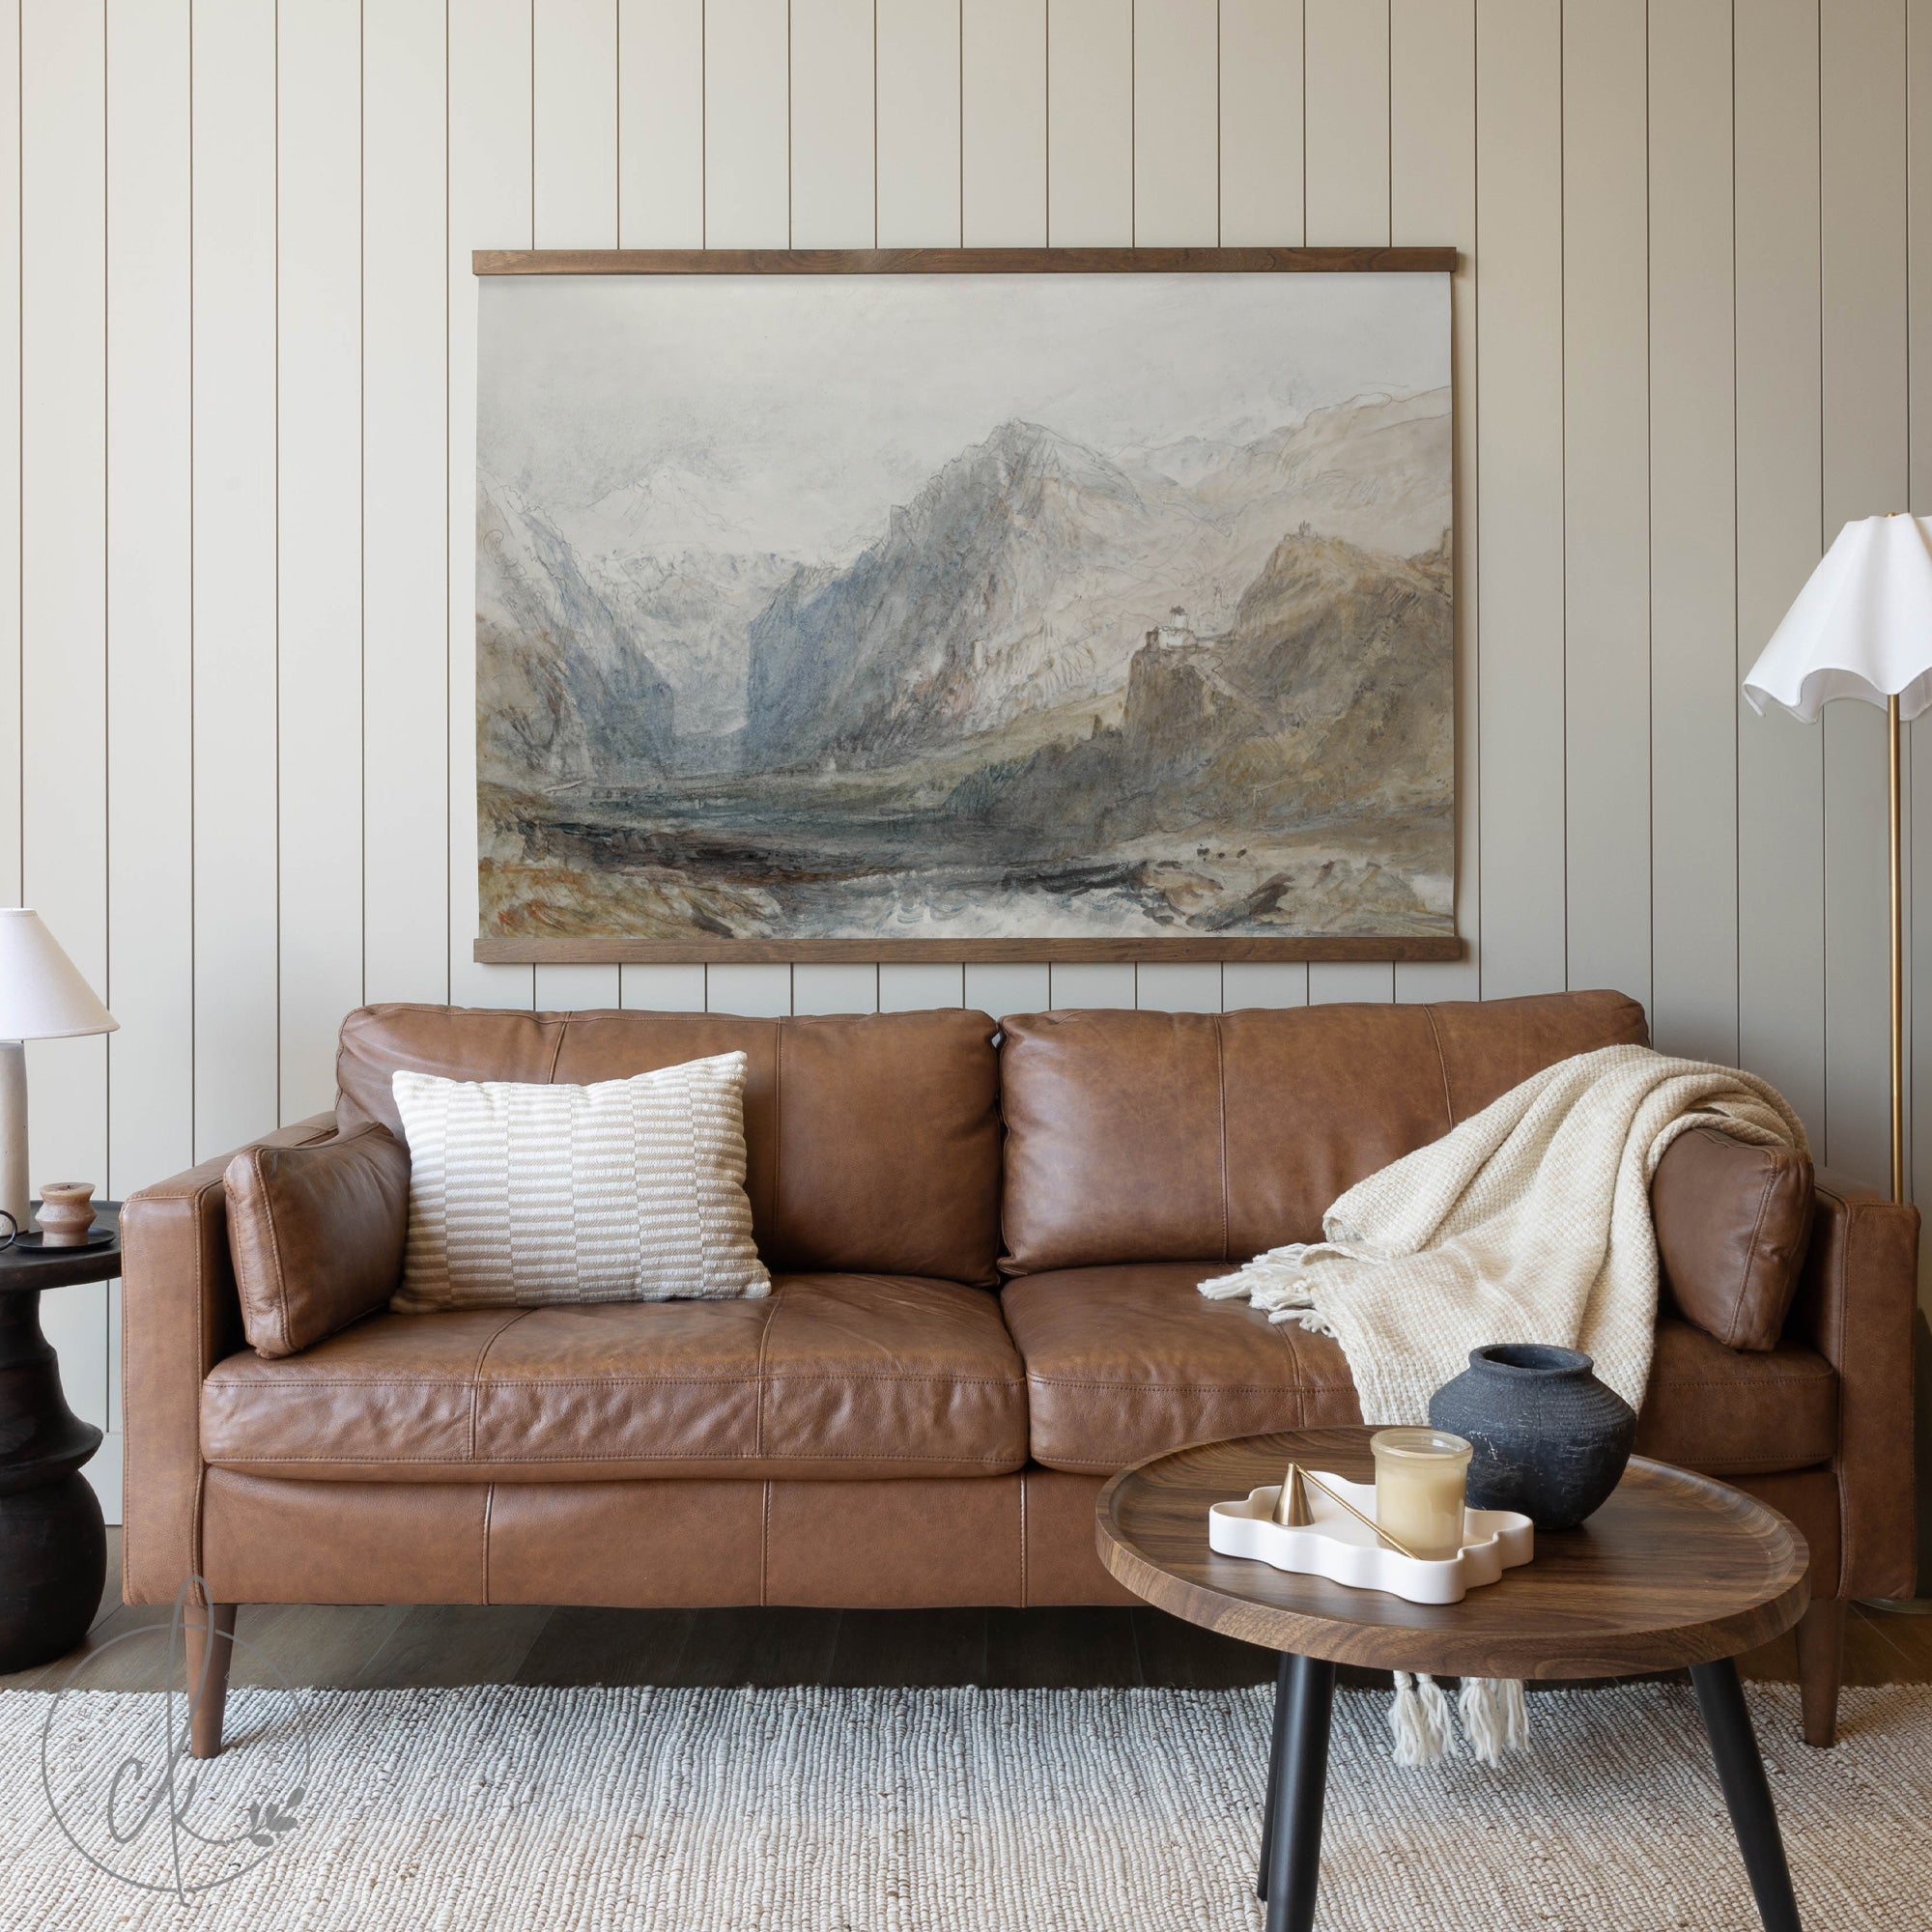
left=0, top=1201, right=116, bottom=1671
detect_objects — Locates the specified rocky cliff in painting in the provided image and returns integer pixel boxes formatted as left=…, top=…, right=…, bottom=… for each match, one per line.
left=477, top=382, right=1455, bottom=944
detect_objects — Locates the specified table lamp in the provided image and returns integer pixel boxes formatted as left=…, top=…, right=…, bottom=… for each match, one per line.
left=1742, top=512, right=1932, bottom=1206
left=0, top=908, right=117, bottom=1229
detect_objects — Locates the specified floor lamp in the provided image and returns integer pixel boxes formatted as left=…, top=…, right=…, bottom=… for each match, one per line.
left=1743, top=511, right=1932, bottom=1610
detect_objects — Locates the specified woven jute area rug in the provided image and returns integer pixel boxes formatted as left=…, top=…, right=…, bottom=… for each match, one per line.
left=6, top=1681, right=1924, bottom=1929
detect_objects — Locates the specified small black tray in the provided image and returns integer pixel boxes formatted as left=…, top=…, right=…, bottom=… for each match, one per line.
left=2, top=1227, right=114, bottom=1255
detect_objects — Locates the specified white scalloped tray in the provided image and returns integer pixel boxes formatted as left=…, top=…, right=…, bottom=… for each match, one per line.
left=1208, top=1475, right=1534, bottom=1605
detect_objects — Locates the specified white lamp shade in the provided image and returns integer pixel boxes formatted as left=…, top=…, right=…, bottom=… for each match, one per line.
left=1743, top=513, right=1932, bottom=723
left=0, top=909, right=117, bottom=1040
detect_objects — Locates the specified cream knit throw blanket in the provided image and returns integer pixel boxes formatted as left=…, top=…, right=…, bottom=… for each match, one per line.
left=1200, top=1042, right=1808, bottom=1766
left=1200, top=1042, right=1807, bottom=1420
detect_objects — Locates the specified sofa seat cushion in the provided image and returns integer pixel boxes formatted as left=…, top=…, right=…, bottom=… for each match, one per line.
left=201, top=1273, right=1027, bottom=1482
left=1002, top=1264, right=1362, bottom=1473
left=1633, top=1318, right=1837, bottom=1475
left=1002, top=1264, right=1838, bottom=1480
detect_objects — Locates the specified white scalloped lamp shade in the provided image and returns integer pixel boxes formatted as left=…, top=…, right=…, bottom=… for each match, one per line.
left=0, top=909, right=117, bottom=1041
left=1744, top=513, right=1932, bottom=724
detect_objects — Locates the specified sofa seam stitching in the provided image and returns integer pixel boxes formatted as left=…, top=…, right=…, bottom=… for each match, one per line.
left=1024, top=1375, right=1356, bottom=1395
left=1727, top=1156, right=1780, bottom=1349
left=753, top=1281, right=790, bottom=1460
left=1018, top=1469, right=1029, bottom=1607
left=468, top=1311, right=536, bottom=1459
left=185, top=1178, right=226, bottom=1595
left=769, top=1028, right=783, bottom=1266
left=481, top=1482, right=495, bottom=1602
left=1833, top=1206, right=1857, bottom=1592
left=1213, top=1015, right=1229, bottom=1264
left=205, top=1371, right=1029, bottom=1389
left=202, top=1451, right=1028, bottom=1465
left=1422, top=1004, right=1456, bottom=1128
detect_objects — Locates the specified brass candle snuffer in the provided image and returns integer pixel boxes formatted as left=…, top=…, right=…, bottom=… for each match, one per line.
left=1270, top=1461, right=1424, bottom=1562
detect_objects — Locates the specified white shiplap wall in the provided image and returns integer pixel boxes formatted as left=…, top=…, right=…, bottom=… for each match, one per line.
left=8, top=0, right=1928, bottom=1522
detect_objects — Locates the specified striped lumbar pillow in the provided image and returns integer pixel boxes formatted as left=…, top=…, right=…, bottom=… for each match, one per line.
left=388, top=1051, right=770, bottom=1313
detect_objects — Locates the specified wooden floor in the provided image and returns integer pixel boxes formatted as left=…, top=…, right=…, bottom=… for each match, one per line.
left=8, top=1530, right=1932, bottom=1698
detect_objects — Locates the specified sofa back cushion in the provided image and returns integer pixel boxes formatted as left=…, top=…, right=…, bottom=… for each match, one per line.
left=997, top=990, right=1650, bottom=1273
left=336, top=1005, right=1005, bottom=1285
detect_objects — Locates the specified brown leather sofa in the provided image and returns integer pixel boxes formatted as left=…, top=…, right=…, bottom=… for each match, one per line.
left=121, top=990, right=1918, bottom=1754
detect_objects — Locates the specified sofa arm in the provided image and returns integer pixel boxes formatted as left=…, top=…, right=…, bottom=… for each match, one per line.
left=1785, top=1168, right=1919, bottom=1599
left=120, top=1112, right=340, bottom=1605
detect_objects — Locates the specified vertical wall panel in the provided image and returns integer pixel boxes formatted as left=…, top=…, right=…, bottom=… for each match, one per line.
left=705, top=0, right=791, bottom=246
left=102, top=0, right=191, bottom=1522
left=961, top=0, right=1045, bottom=243
left=1137, top=963, right=1222, bottom=1011
left=1219, top=0, right=1302, bottom=245
left=23, top=0, right=108, bottom=1437
left=791, top=0, right=875, bottom=246
left=1910, top=0, right=1932, bottom=1248
left=615, top=2, right=706, bottom=1020
left=1735, top=0, right=1824, bottom=1135
left=536, top=0, right=620, bottom=248
left=874, top=6, right=962, bottom=992
left=1050, top=962, right=1135, bottom=1008
left=1222, top=963, right=1310, bottom=1009
left=278, top=0, right=365, bottom=1119
left=1473, top=0, right=1567, bottom=1000
left=106, top=0, right=194, bottom=1197
left=1304, top=0, right=1394, bottom=1006
left=449, top=0, right=538, bottom=1011
left=1219, top=0, right=1317, bottom=1010
left=965, top=962, right=1050, bottom=1017
left=877, top=0, right=961, bottom=244
left=364, top=0, right=450, bottom=1009
left=1047, top=0, right=1132, bottom=244
left=21, top=0, right=108, bottom=1181
left=1560, top=0, right=1650, bottom=1011
left=792, top=963, right=880, bottom=1013
left=707, top=962, right=794, bottom=1015
left=1391, top=0, right=1477, bottom=1004
left=0, top=0, right=17, bottom=912
left=191, top=0, right=281, bottom=1153
left=1133, top=0, right=1216, bottom=245
left=619, top=0, right=705, bottom=245
left=534, top=0, right=624, bottom=1014
left=1649, top=0, right=1739, bottom=1063
left=880, top=963, right=966, bottom=1010
left=620, top=963, right=708, bottom=1010
left=1303, top=0, right=1389, bottom=246
left=1821, top=0, right=1908, bottom=1183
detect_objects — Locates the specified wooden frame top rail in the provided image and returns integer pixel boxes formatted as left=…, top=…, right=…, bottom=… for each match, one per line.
left=473, top=246, right=1460, bottom=277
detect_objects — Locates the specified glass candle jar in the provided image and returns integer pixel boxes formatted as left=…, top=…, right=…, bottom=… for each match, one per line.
left=1370, top=1428, right=1473, bottom=1561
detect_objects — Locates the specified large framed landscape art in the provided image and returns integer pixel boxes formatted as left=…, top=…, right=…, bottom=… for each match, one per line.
left=471, top=248, right=1460, bottom=964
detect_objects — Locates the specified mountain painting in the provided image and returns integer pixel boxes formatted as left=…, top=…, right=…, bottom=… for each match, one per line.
left=475, top=266, right=1455, bottom=954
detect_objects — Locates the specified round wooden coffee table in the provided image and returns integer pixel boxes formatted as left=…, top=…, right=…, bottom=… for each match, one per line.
left=1097, top=1427, right=1810, bottom=1932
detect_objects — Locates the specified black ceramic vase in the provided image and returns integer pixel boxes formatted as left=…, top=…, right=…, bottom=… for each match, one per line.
left=1427, top=1343, right=1637, bottom=1531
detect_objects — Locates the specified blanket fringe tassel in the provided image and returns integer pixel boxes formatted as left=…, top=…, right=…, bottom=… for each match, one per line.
left=1390, top=1672, right=1528, bottom=1768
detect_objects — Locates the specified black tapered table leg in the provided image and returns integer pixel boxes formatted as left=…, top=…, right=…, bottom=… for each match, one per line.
left=1690, top=1658, right=1803, bottom=1932
left=1257, top=1650, right=1294, bottom=1899
left=1261, top=1653, right=1336, bottom=1932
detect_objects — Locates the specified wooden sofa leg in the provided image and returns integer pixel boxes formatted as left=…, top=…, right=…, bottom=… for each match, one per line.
left=1795, top=1598, right=1847, bottom=1748
left=183, top=1601, right=237, bottom=1760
